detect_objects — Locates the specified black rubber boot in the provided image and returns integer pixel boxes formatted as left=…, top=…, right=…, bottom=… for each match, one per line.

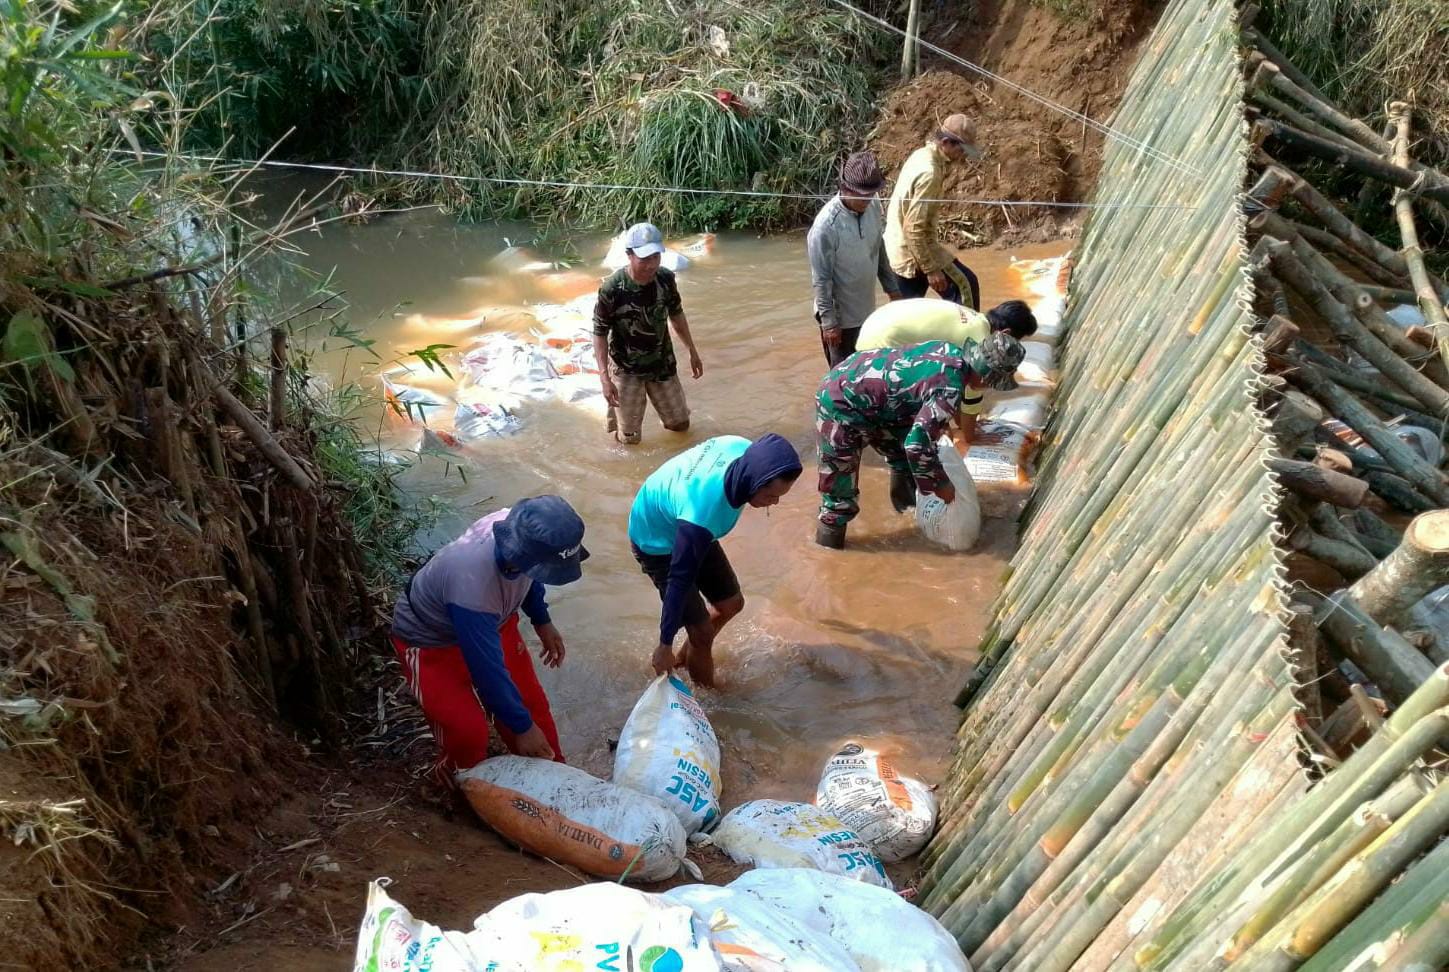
left=815, top=521, right=846, bottom=549
left=890, top=468, right=917, bottom=513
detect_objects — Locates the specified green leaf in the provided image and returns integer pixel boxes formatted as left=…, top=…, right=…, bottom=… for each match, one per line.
left=3, top=310, right=75, bottom=383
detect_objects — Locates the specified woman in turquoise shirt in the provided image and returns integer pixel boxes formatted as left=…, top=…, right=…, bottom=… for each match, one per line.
left=628, top=433, right=802, bottom=687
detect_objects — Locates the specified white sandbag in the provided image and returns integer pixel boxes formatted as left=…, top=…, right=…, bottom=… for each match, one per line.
left=966, top=420, right=1036, bottom=486
left=705, top=800, right=891, bottom=889
left=457, top=756, right=687, bottom=882
left=461, top=333, right=559, bottom=396
left=614, top=675, right=723, bottom=835
left=1029, top=294, right=1065, bottom=339
left=664, top=883, right=860, bottom=971
left=1015, top=341, right=1056, bottom=386
left=452, top=400, right=520, bottom=440
left=729, top=869, right=972, bottom=972
left=353, top=880, right=479, bottom=972
left=915, top=439, right=981, bottom=552
left=987, top=391, right=1049, bottom=430
left=470, top=882, right=724, bottom=972
left=815, top=743, right=937, bottom=863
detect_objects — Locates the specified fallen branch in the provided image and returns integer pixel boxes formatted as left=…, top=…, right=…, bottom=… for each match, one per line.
left=196, top=358, right=315, bottom=492
left=1258, top=119, right=1449, bottom=204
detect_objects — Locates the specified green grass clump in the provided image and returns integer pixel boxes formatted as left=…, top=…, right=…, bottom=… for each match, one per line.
left=133, top=0, right=893, bottom=231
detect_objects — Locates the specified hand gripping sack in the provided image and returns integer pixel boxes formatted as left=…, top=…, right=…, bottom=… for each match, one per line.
left=614, top=674, right=723, bottom=834
left=915, top=439, right=981, bottom=551
left=353, top=880, right=479, bottom=972
left=469, top=882, right=724, bottom=972
left=814, top=743, right=937, bottom=863
left=728, top=869, right=971, bottom=972
left=663, top=883, right=860, bottom=971
left=457, top=756, right=687, bottom=882
left=705, top=799, right=891, bottom=889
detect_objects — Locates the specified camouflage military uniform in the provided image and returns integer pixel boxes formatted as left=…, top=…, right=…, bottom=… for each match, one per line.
left=593, top=267, right=688, bottom=442
left=815, top=340, right=971, bottom=527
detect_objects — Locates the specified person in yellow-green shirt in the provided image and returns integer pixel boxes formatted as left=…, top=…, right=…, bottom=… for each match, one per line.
left=883, top=114, right=984, bottom=308
left=854, top=297, right=1037, bottom=449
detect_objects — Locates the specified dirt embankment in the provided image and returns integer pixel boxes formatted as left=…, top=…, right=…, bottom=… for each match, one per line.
left=870, top=0, right=1161, bottom=244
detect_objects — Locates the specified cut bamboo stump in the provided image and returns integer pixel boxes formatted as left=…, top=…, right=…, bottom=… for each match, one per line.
left=1269, top=458, right=1369, bottom=508
left=1313, top=593, right=1439, bottom=704
left=1269, top=388, right=1323, bottom=448
left=1345, top=511, right=1449, bottom=630
left=1289, top=524, right=1377, bottom=577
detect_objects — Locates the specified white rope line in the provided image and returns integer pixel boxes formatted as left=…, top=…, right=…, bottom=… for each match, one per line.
left=818, top=0, right=1205, bottom=180
left=117, top=150, right=1195, bottom=211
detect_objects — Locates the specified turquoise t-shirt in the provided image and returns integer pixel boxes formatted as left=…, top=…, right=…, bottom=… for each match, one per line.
left=628, top=436, right=752, bottom=555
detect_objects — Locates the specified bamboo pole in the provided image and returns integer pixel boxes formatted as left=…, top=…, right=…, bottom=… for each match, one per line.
left=1345, top=510, right=1449, bottom=628
left=1269, top=458, right=1369, bottom=507
left=900, top=0, right=920, bottom=80
left=1238, top=776, right=1449, bottom=970
left=1267, top=240, right=1449, bottom=415
left=1314, top=593, right=1438, bottom=707
left=1259, top=119, right=1449, bottom=204
left=1389, top=102, right=1449, bottom=375
left=269, top=325, right=287, bottom=431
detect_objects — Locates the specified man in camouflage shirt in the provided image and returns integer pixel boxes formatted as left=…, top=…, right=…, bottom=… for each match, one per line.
left=813, top=333, right=1024, bottom=549
left=592, top=222, right=705, bottom=444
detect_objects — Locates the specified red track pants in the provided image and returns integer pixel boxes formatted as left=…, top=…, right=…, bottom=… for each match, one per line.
left=392, top=613, right=564, bottom=777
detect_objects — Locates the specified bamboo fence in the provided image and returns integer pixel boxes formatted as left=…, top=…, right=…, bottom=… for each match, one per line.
left=921, top=0, right=1449, bottom=967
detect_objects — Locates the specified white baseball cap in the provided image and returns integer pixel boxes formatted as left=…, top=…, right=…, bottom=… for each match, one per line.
left=623, top=222, right=665, bottom=258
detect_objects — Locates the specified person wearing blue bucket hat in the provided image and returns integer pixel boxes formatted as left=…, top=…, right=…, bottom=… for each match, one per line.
left=391, top=496, right=589, bottom=777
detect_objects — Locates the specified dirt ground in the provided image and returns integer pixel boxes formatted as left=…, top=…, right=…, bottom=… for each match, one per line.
left=870, top=0, right=1161, bottom=244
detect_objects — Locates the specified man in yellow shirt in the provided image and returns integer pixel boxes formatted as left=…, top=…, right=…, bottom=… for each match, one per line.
left=883, top=114, right=984, bottom=308
left=854, top=297, right=1037, bottom=451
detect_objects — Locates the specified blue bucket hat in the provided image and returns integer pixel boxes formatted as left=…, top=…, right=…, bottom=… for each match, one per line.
left=493, top=495, right=590, bottom=586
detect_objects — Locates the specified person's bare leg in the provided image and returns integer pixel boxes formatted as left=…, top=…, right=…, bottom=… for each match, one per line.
left=681, top=594, right=743, bottom=687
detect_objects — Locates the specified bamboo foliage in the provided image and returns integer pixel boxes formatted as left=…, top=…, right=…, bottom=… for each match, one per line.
left=922, top=0, right=1447, bottom=968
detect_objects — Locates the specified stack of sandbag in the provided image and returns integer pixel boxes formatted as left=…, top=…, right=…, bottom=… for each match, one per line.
left=355, top=880, right=726, bottom=972
left=814, top=742, right=938, bottom=863
left=613, top=675, right=723, bottom=834
left=915, top=438, right=982, bottom=551
left=1008, top=253, right=1070, bottom=341
left=703, top=799, right=891, bottom=889
left=456, top=756, right=687, bottom=882
left=355, top=871, right=973, bottom=972
left=721, top=869, right=972, bottom=971
left=965, top=420, right=1039, bottom=488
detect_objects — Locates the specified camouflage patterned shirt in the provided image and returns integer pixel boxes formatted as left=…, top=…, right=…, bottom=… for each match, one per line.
left=592, top=267, right=684, bottom=381
left=817, top=340, right=970, bottom=491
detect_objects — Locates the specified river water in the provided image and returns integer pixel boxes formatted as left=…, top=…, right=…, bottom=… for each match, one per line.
left=282, top=200, right=1065, bottom=805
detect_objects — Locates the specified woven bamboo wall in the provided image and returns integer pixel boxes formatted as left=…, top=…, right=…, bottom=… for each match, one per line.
left=919, top=0, right=1360, bottom=967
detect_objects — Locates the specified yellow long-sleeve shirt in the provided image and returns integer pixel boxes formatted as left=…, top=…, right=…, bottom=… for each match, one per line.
left=884, top=141, right=955, bottom=278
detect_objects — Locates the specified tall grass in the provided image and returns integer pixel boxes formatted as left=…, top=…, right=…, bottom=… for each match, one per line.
left=133, top=0, right=892, bottom=230
left=1259, top=0, right=1449, bottom=161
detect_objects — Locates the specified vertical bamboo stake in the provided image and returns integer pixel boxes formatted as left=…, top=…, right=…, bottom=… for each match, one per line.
left=900, top=0, right=920, bottom=80
left=269, top=325, right=287, bottom=431
left=1388, top=102, right=1449, bottom=374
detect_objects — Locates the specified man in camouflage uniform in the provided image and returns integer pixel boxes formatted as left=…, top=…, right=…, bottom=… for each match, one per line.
left=592, top=222, right=705, bottom=444
left=814, top=333, right=1024, bottom=549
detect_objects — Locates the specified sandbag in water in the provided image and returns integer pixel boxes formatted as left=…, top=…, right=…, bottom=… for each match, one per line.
left=613, top=674, right=723, bottom=835
left=915, top=439, right=981, bottom=551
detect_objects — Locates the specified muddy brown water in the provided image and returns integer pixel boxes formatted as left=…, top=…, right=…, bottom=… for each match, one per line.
left=289, top=205, right=1064, bottom=812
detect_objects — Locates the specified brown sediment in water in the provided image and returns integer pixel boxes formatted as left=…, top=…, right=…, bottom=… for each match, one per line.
left=152, top=224, right=1067, bottom=969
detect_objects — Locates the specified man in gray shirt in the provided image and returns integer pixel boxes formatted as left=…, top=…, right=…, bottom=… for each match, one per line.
left=807, top=151, right=903, bottom=367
